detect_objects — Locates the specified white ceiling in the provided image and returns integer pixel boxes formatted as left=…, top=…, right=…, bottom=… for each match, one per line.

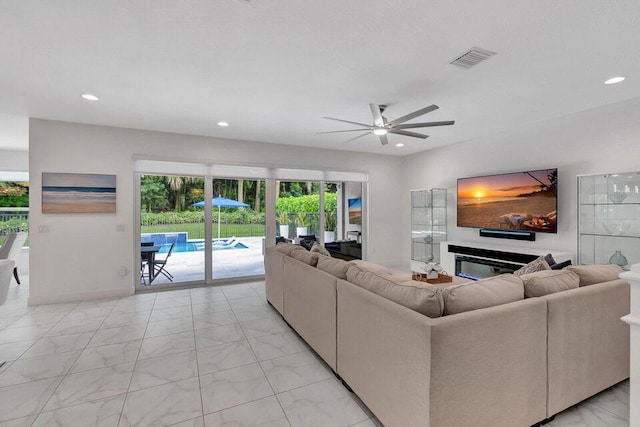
left=1, top=0, right=639, bottom=155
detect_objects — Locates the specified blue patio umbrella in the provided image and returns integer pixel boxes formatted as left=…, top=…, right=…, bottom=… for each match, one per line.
left=191, top=196, right=249, bottom=240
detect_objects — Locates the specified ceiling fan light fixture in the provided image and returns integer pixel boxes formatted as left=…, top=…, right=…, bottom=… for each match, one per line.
left=373, top=128, right=388, bottom=136
left=604, top=76, right=625, bottom=85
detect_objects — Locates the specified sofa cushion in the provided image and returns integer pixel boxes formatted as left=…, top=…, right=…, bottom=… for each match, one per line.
left=351, top=260, right=392, bottom=276
left=275, top=242, right=304, bottom=256
left=346, top=267, right=444, bottom=318
left=316, top=255, right=353, bottom=279
left=566, top=264, right=623, bottom=286
left=441, top=274, right=524, bottom=315
left=544, top=253, right=557, bottom=266
left=291, top=249, right=320, bottom=266
left=520, top=269, right=580, bottom=297
left=310, top=241, right=331, bottom=257
left=513, top=256, right=551, bottom=277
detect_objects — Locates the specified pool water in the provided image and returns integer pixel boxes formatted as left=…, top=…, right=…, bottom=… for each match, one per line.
left=158, top=240, right=249, bottom=253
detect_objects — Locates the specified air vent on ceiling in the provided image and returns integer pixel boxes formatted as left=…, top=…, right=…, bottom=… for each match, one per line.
left=450, top=47, right=496, bottom=69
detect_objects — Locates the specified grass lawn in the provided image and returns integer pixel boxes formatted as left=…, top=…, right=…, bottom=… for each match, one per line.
left=141, top=222, right=265, bottom=239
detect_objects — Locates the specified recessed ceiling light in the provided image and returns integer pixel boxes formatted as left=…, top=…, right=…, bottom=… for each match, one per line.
left=604, top=76, right=625, bottom=85
left=395, top=143, right=404, bottom=147
left=217, top=121, right=229, bottom=127
left=373, top=128, right=387, bottom=136
left=81, top=93, right=99, bottom=101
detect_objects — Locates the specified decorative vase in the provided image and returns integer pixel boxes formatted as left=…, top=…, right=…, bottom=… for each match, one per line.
left=324, top=231, right=336, bottom=243
left=279, top=225, right=289, bottom=239
left=609, top=250, right=628, bottom=268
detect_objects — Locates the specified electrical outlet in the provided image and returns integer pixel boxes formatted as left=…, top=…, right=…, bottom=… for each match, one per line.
left=119, top=267, right=127, bottom=276
left=116, top=224, right=125, bottom=232
left=38, top=225, right=49, bottom=233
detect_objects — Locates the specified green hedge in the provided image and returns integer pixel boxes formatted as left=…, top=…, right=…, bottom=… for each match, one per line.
left=276, top=193, right=337, bottom=213
left=140, top=210, right=265, bottom=226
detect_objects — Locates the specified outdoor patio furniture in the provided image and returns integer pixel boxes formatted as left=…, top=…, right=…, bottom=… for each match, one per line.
left=153, top=242, right=175, bottom=282
left=0, top=232, right=28, bottom=285
left=141, top=244, right=161, bottom=284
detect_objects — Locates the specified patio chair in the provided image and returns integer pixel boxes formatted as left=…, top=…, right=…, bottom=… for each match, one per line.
left=153, top=242, right=175, bottom=281
left=0, top=232, right=28, bottom=285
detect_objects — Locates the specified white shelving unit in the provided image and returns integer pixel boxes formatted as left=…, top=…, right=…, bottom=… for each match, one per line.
left=578, top=171, right=640, bottom=268
left=411, top=188, right=447, bottom=272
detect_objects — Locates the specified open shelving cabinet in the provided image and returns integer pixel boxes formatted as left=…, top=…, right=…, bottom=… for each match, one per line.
left=578, top=171, right=640, bottom=268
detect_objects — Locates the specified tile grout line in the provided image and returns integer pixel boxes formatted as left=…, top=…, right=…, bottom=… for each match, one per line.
left=116, top=292, right=158, bottom=427
left=190, top=287, right=207, bottom=424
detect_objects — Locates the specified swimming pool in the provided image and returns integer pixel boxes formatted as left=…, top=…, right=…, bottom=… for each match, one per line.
left=157, top=240, right=248, bottom=253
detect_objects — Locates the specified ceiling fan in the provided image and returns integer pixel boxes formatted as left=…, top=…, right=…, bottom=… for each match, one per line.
left=319, top=103, right=455, bottom=145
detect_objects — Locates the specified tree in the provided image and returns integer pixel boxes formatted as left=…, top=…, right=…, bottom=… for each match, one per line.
left=140, top=175, right=168, bottom=212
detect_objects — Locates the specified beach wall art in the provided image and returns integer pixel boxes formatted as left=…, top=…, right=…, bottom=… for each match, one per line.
left=42, top=173, right=116, bottom=213
left=348, top=198, right=362, bottom=225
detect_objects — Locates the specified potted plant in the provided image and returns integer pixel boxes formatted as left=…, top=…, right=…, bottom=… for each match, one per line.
left=324, top=212, right=336, bottom=243
left=296, top=212, right=309, bottom=237
left=278, top=212, right=290, bottom=239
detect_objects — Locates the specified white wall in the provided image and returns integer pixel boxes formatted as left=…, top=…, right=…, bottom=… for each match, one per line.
left=400, top=96, right=640, bottom=263
left=0, top=149, right=28, bottom=173
left=28, top=119, right=403, bottom=304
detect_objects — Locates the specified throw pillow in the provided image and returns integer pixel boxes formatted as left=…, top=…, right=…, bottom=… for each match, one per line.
left=513, top=256, right=551, bottom=277
left=310, top=241, right=331, bottom=257
left=519, top=269, right=580, bottom=297
left=441, top=274, right=524, bottom=315
left=316, top=255, right=353, bottom=279
left=550, top=259, right=572, bottom=270
left=275, top=242, right=304, bottom=256
left=566, top=264, right=623, bottom=286
left=350, top=259, right=392, bottom=276
left=290, top=249, right=320, bottom=266
left=544, top=253, right=557, bottom=266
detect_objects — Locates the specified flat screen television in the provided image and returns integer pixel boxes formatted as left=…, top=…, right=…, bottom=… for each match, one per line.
left=457, top=168, right=557, bottom=233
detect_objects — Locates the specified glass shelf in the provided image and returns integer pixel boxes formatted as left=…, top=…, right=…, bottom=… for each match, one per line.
left=578, top=171, right=640, bottom=267
left=411, top=189, right=447, bottom=265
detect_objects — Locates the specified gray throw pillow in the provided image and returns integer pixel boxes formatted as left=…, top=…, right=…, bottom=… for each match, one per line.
left=513, top=256, right=551, bottom=277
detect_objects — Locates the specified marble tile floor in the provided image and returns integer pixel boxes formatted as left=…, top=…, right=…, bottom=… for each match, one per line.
left=0, top=276, right=630, bottom=426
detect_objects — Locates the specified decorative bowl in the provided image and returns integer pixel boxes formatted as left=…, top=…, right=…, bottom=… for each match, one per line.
left=602, top=222, right=631, bottom=235
left=608, top=191, right=627, bottom=204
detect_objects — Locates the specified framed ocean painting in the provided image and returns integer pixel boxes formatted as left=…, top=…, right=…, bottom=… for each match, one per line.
left=348, top=197, right=362, bottom=225
left=42, top=173, right=116, bottom=213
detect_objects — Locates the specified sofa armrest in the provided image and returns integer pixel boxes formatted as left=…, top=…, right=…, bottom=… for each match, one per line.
left=337, top=279, right=547, bottom=427
left=337, top=279, right=432, bottom=427
left=283, top=256, right=338, bottom=370
left=543, top=278, right=630, bottom=416
left=428, top=297, right=547, bottom=427
left=264, top=247, right=285, bottom=314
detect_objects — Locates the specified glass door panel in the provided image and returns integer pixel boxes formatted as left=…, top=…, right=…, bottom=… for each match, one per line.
left=139, top=174, right=205, bottom=287
left=211, top=178, right=266, bottom=280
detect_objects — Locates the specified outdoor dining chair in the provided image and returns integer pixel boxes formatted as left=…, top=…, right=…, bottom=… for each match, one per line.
left=153, top=242, right=175, bottom=282
left=0, top=232, right=28, bottom=285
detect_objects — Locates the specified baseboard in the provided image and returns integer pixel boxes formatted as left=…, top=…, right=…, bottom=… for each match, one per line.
left=27, top=287, right=134, bottom=306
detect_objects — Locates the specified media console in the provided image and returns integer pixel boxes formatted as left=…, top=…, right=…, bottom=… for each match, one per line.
left=440, top=241, right=573, bottom=281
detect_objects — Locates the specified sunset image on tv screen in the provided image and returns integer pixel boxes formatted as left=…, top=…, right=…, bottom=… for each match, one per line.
left=457, top=169, right=557, bottom=233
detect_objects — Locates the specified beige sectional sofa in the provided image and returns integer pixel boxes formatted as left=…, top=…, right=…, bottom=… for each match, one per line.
left=264, top=244, right=630, bottom=427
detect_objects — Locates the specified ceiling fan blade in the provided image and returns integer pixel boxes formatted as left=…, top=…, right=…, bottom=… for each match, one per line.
left=317, top=129, right=371, bottom=134
left=393, top=120, right=455, bottom=129
left=369, top=103, right=385, bottom=127
left=343, top=132, right=371, bottom=143
left=378, top=134, right=389, bottom=145
left=389, top=129, right=429, bottom=139
left=322, top=117, right=371, bottom=128
left=388, top=105, right=439, bottom=126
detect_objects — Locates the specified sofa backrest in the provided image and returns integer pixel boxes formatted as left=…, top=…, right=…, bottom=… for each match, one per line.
left=566, top=264, right=623, bottom=286
left=346, top=266, right=444, bottom=318
left=441, top=274, right=524, bottom=315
